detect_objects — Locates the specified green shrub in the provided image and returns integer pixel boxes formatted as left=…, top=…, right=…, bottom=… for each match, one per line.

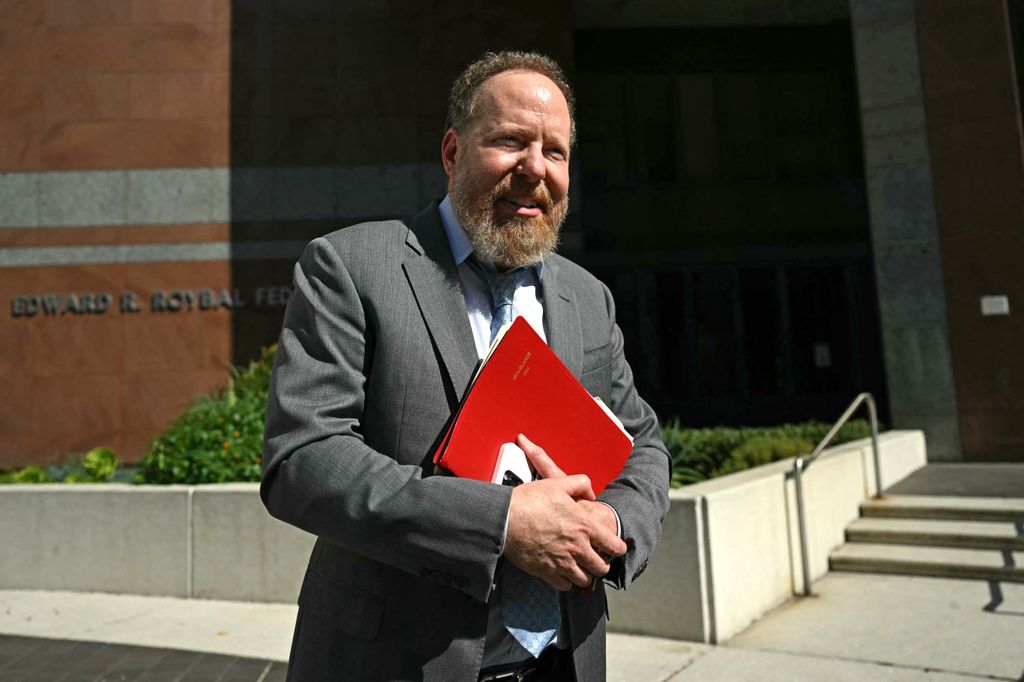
left=780, top=420, right=872, bottom=445
left=0, top=447, right=122, bottom=485
left=662, top=421, right=746, bottom=487
left=663, top=418, right=878, bottom=488
left=10, top=466, right=52, bottom=484
left=712, top=436, right=813, bottom=477
left=135, top=345, right=277, bottom=484
left=83, top=446, right=119, bottom=480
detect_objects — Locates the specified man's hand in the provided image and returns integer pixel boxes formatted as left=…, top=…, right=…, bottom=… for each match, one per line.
left=502, top=434, right=627, bottom=591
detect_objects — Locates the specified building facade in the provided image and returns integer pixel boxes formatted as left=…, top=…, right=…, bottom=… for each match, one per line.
left=1, top=0, right=1021, bottom=468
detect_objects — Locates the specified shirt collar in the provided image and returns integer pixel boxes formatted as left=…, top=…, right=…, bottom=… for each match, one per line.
left=438, top=194, right=545, bottom=279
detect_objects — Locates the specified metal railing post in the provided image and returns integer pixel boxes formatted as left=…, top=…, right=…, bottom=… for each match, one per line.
left=794, top=458, right=812, bottom=596
left=868, top=396, right=882, bottom=497
left=792, top=392, right=881, bottom=597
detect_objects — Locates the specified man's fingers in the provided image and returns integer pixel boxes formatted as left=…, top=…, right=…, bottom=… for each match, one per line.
left=591, top=529, right=627, bottom=559
left=565, top=562, right=596, bottom=589
left=575, top=545, right=612, bottom=578
left=516, top=433, right=565, bottom=479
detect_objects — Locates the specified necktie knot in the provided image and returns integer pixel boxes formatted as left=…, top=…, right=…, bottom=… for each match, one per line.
left=465, top=256, right=529, bottom=342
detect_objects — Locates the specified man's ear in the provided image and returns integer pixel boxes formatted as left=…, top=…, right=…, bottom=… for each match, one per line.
left=441, top=128, right=458, bottom=178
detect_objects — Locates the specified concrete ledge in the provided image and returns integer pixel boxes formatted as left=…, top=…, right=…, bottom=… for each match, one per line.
left=191, top=485, right=315, bottom=603
left=0, top=483, right=313, bottom=603
left=0, top=431, right=926, bottom=644
left=0, top=485, right=192, bottom=597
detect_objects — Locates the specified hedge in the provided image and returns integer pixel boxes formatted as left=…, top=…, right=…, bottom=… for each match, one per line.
left=663, top=418, right=876, bottom=488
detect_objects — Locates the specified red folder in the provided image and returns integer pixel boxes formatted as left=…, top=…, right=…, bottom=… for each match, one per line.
left=433, top=317, right=632, bottom=495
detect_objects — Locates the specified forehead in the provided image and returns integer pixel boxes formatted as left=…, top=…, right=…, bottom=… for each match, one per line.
left=472, top=70, right=570, bottom=138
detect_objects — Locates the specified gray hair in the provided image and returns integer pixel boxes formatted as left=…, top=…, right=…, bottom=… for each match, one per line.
left=445, top=51, right=576, bottom=145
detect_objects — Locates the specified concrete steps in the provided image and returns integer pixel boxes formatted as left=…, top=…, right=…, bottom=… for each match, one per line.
left=860, top=495, right=1024, bottom=522
left=846, top=517, right=1024, bottom=550
left=831, top=543, right=1024, bottom=582
left=831, top=495, right=1024, bottom=582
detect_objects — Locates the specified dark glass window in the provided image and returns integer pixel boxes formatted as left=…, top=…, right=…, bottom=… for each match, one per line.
left=577, top=24, right=887, bottom=427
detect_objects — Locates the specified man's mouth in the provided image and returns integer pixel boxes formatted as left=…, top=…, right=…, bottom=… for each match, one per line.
left=498, top=195, right=545, bottom=217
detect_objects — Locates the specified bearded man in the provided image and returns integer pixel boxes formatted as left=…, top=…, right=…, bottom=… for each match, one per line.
left=262, top=51, right=670, bottom=682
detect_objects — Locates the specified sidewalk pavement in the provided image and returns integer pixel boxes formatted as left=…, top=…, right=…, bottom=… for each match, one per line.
left=0, top=590, right=709, bottom=681
left=886, top=462, right=1024, bottom=498
left=678, top=572, right=1024, bottom=681
left=2, top=573, right=1023, bottom=681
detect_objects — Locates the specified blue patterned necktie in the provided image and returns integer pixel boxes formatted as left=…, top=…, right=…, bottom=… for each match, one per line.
left=464, top=255, right=561, bottom=658
left=464, top=256, right=527, bottom=340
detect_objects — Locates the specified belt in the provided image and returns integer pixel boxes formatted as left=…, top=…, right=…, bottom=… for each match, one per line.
left=477, top=646, right=566, bottom=681
left=478, top=665, right=539, bottom=682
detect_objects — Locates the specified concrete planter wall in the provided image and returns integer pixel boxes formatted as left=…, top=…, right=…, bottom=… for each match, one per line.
left=0, top=483, right=314, bottom=603
left=606, top=430, right=926, bottom=643
left=0, top=431, right=925, bottom=643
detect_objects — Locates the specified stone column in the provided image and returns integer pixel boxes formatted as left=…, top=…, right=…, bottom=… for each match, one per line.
left=849, top=0, right=963, bottom=460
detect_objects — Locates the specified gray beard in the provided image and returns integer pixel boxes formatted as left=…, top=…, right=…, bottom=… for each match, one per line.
left=451, top=170, right=566, bottom=270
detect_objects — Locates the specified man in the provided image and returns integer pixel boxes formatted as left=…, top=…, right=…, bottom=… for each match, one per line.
left=262, top=51, right=670, bottom=681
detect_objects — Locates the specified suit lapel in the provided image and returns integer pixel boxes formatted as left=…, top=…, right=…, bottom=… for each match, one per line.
left=542, top=256, right=584, bottom=380
left=401, top=204, right=478, bottom=402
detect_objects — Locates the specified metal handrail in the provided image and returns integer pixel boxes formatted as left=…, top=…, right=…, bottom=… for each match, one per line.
left=793, top=392, right=880, bottom=596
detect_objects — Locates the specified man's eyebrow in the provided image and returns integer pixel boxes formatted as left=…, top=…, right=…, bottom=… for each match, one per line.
left=488, top=124, right=532, bottom=137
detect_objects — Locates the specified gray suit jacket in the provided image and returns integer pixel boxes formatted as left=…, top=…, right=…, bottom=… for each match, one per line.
left=262, top=203, right=670, bottom=681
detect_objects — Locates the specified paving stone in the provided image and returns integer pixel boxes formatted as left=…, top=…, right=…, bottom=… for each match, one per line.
left=0, top=636, right=283, bottom=682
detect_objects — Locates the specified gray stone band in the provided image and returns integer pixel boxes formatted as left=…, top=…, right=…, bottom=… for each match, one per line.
left=0, top=241, right=308, bottom=268
left=0, top=163, right=444, bottom=229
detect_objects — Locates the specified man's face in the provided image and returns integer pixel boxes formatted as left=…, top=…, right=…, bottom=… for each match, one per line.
left=442, top=70, right=571, bottom=270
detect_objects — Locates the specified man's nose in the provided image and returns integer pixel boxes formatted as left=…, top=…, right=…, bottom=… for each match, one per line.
left=515, top=145, right=545, bottom=181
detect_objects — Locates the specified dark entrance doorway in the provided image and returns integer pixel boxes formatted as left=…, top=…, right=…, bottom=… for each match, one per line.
left=575, top=23, right=888, bottom=427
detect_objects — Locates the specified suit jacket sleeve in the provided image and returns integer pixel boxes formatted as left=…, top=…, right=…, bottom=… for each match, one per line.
left=261, top=236, right=511, bottom=603
left=594, top=282, right=672, bottom=590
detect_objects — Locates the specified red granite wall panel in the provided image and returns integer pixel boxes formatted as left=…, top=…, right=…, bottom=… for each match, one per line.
left=45, top=0, right=132, bottom=26
left=0, top=0, right=44, bottom=26
left=0, top=224, right=231, bottom=249
left=0, top=73, right=42, bottom=122
left=44, top=73, right=131, bottom=122
left=129, top=72, right=229, bottom=120
left=0, top=0, right=230, bottom=172
left=41, top=119, right=229, bottom=169
left=131, top=0, right=215, bottom=26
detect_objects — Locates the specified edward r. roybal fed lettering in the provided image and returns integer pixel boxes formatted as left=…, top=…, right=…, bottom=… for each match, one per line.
left=9, top=286, right=293, bottom=318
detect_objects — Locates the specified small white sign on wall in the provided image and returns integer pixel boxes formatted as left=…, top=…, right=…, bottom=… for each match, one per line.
left=980, top=295, right=1010, bottom=316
